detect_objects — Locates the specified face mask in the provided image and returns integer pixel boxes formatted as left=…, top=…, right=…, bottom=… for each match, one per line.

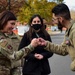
left=31, top=24, right=42, bottom=30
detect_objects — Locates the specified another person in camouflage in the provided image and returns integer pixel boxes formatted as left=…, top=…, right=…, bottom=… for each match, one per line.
left=7, top=32, right=22, bottom=75
left=0, top=10, right=39, bottom=75
left=36, top=3, right=75, bottom=71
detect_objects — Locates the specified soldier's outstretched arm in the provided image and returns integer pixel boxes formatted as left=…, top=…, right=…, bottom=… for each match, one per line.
left=0, top=38, right=38, bottom=60
left=38, top=38, right=68, bottom=56
left=45, top=41, right=68, bottom=56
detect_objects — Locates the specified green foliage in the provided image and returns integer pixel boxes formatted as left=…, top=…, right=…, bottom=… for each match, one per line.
left=17, top=0, right=63, bottom=23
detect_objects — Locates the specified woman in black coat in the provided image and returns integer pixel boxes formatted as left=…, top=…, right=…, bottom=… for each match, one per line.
left=18, top=14, right=53, bottom=75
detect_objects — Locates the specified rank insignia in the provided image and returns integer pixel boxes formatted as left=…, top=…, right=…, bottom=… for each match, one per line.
left=7, top=45, right=13, bottom=50
left=0, top=39, right=8, bottom=47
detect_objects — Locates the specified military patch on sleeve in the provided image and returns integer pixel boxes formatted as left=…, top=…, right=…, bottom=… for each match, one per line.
left=7, top=44, right=13, bottom=50
left=0, top=40, right=13, bottom=50
left=0, top=38, right=8, bottom=47
left=0, top=36, right=13, bottom=53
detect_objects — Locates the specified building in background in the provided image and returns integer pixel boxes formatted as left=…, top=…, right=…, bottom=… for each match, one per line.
left=17, top=25, right=29, bottom=36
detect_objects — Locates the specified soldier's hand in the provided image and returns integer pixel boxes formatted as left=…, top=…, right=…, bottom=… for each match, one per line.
left=30, top=38, right=40, bottom=47
left=30, top=38, right=47, bottom=47
left=38, top=38, right=47, bottom=46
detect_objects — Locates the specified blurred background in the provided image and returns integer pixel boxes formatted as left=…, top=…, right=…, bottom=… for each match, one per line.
left=0, top=0, right=75, bottom=36
left=0, top=0, right=75, bottom=75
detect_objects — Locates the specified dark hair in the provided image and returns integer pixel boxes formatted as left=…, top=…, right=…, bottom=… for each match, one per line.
left=29, top=14, right=43, bottom=25
left=26, top=14, right=49, bottom=41
left=0, top=10, right=17, bottom=30
left=52, top=3, right=71, bottom=20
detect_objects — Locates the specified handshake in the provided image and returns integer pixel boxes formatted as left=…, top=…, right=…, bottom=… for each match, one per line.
left=30, top=38, right=47, bottom=48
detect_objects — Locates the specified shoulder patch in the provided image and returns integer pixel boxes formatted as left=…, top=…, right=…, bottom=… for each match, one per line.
left=0, top=38, right=13, bottom=54
left=0, top=39, right=8, bottom=47
left=0, top=34, right=13, bottom=54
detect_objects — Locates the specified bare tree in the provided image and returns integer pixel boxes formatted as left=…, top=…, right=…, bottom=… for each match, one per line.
left=0, top=0, right=25, bottom=14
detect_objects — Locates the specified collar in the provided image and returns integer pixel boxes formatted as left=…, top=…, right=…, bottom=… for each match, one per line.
left=65, top=20, right=75, bottom=36
left=4, top=32, right=17, bottom=39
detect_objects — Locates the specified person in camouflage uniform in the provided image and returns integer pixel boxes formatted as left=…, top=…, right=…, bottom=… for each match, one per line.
left=7, top=32, right=22, bottom=75
left=36, top=3, right=75, bottom=71
left=0, top=10, right=39, bottom=75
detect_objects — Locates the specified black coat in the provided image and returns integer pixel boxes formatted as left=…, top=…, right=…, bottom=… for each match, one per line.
left=18, top=31, right=53, bottom=75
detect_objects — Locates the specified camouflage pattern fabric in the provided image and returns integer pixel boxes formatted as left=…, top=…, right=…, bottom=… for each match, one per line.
left=0, top=32, right=34, bottom=75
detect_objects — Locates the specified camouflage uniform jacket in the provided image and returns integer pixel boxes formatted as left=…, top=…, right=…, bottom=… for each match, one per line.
left=0, top=32, right=34, bottom=75
left=45, top=20, right=75, bottom=71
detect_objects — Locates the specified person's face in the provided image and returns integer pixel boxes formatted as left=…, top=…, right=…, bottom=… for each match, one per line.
left=31, top=17, right=42, bottom=31
left=52, top=13, right=64, bottom=31
left=31, top=17, right=41, bottom=25
left=3, top=20, right=16, bottom=33
left=52, top=13, right=59, bottom=25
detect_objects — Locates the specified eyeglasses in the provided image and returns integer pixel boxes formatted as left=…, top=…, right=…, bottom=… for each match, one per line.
left=52, top=18, right=60, bottom=22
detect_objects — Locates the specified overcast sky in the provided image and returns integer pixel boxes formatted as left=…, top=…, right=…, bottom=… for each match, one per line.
left=64, top=0, right=75, bottom=10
